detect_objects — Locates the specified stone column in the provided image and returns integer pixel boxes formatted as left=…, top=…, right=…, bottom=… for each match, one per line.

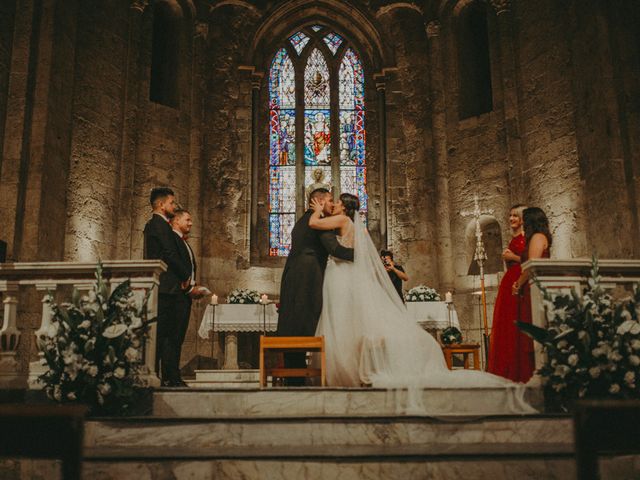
left=490, top=0, right=526, bottom=201
left=376, top=80, right=388, bottom=247
left=223, top=332, right=239, bottom=370
left=426, top=21, right=454, bottom=290
left=250, top=77, right=261, bottom=234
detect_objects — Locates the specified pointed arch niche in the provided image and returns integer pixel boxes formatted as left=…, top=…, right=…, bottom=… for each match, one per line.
left=249, top=14, right=390, bottom=265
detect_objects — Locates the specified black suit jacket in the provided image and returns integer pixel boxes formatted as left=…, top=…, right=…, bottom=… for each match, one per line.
left=143, top=214, right=191, bottom=295
left=174, top=231, right=197, bottom=294
left=277, top=210, right=354, bottom=337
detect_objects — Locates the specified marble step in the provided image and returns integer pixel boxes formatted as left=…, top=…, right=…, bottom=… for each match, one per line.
left=153, top=386, right=544, bottom=418
left=80, top=456, right=637, bottom=480
left=84, top=416, right=573, bottom=454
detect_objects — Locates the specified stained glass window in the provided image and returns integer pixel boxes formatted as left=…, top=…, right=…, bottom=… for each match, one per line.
left=323, top=32, right=343, bottom=55
left=269, top=48, right=296, bottom=256
left=339, top=48, right=367, bottom=218
left=269, top=29, right=367, bottom=255
left=289, top=31, right=310, bottom=55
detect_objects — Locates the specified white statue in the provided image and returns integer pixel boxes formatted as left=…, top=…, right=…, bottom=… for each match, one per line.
left=305, top=168, right=331, bottom=207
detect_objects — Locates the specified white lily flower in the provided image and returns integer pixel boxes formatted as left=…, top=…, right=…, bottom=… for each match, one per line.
left=589, top=366, right=601, bottom=378
left=624, top=371, right=635, bottom=384
left=125, top=347, right=140, bottom=362
left=609, top=383, right=621, bottom=394
left=102, top=324, right=127, bottom=338
left=114, top=367, right=126, bottom=379
left=629, top=355, right=640, bottom=366
left=98, top=383, right=111, bottom=396
left=568, top=354, right=579, bottom=366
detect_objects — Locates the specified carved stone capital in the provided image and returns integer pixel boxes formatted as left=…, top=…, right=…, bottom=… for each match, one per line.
left=194, top=21, right=209, bottom=40
left=489, top=0, right=511, bottom=15
left=130, top=0, right=150, bottom=13
left=425, top=21, right=440, bottom=38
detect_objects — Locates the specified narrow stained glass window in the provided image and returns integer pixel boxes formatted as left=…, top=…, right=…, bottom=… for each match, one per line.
left=269, top=48, right=296, bottom=256
left=339, top=48, right=367, bottom=220
left=268, top=29, right=367, bottom=256
left=304, top=49, right=331, bottom=195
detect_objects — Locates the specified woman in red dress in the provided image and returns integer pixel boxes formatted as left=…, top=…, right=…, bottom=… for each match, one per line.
left=487, top=205, right=528, bottom=381
left=511, top=207, right=552, bottom=383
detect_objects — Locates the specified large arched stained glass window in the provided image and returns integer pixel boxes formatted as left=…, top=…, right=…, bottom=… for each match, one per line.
left=268, top=26, right=367, bottom=256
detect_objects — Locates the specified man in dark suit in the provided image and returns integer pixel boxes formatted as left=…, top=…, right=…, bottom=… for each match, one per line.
left=143, top=187, right=191, bottom=387
left=169, top=208, right=208, bottom=387
left=276, top=188, right=354, bottom=385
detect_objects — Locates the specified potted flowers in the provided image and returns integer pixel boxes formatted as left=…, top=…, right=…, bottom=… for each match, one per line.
left=518, top=258, right=640, bottom=411
left=38, top=263, right=152, bottom=416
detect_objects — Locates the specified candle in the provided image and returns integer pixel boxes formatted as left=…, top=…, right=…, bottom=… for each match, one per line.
left=211, top=294, right=218, bottom=305
left=445, top=291, right=453, bottom=303
left=260, top=294, right=269, bottom=305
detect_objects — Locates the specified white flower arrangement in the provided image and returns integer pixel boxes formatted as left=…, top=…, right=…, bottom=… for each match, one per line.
left=38, top=263, right=151, bottom=415
left=518, top=258, right=640, bottom=411
left=405, top=285, right=441, bottom=302
left=227, top=288, right=261, bottom=304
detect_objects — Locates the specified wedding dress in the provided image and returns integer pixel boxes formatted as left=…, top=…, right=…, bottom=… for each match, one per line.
left=315, top=215, right=536, bottom=414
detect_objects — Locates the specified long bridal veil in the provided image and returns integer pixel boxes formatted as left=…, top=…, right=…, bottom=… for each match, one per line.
left=350, top=214, right=536, bottom=414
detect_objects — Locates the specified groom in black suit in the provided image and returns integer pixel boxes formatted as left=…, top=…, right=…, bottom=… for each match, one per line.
left=143, top=187, right=192, bottom=386
left=277, top=188, right=354, bottom=385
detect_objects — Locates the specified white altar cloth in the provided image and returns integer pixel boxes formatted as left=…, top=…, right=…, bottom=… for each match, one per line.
left=198, top=303, right=278, bottom=339
left=405, top=301, right=460, bottom=330
left=197, top=302, right=458, bottom=339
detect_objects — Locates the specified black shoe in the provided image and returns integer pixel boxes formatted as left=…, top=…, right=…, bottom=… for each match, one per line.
left=175, top=379, right=189, bottom=387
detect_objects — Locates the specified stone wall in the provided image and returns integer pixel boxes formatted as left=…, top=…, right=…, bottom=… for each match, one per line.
left=1, top=0, right=640, bottom=370
left=379, top=8, right=439, bottom=288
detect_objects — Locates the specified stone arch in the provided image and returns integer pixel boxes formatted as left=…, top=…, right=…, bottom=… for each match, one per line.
left=209, top=0, right=260, bottom=16
left=465, top=216, right=504, bottom=275
left=249, top=0, right=393, bottom=74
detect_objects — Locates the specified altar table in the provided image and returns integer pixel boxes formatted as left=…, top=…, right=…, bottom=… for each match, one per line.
left=198, top=304, right=278, bottom=369
left=197, top=302, right=458, bottom=370
left=405, top=301, right=460, bottom=330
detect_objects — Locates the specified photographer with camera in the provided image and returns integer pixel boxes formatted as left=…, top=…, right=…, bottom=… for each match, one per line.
left=380, top=249, right=409, bottom=301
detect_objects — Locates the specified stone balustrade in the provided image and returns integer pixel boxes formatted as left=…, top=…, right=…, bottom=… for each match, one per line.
left=0, top=260, right=166, bottom=389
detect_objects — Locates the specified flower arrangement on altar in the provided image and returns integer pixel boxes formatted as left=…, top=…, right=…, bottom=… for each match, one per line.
left=518, top=258, right=640, bottom=411
left=441, top=326, right=463, bottom=345
left=405, top=285, right=441, bottom=302
left=227, top=288, right=261, bottom=304
left=38, top=263, right=152, bottom=416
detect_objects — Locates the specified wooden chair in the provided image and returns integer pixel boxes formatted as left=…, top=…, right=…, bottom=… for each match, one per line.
left=441, top=343, right=481, bottom=370
left=0, top=404, right=87, bottom=480
left=574, top=399, right=640, bottom=480
left=259, top=336, right=326, bottom=387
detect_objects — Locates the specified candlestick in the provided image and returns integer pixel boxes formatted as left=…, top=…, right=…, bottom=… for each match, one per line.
left=445, top=291, right=453, bottom=303
left=211, top=294, right=218, bottom=305
left=260, top=294, right=268, bottom=305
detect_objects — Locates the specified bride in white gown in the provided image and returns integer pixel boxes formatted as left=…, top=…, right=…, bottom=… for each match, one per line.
left=308, top=193, right=536, bottom=414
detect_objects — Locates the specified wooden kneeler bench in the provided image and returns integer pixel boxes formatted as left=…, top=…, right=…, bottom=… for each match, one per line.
left=259, top=336, right=326, bottom=387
